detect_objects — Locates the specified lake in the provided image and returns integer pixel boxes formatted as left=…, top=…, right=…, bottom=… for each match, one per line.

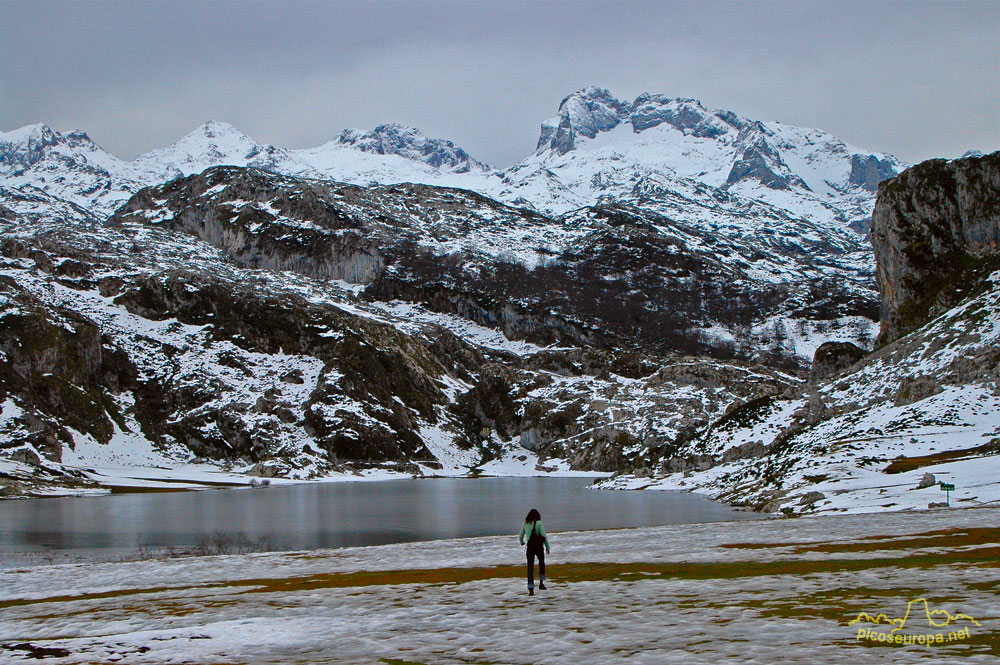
left=0, top=477, right=759, bottom=563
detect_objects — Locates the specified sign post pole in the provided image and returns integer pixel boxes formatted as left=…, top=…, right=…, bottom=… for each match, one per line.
left=940, top=482, right=955, bottom=506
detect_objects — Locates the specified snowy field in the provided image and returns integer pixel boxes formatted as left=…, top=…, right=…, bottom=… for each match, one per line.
left=1, top=506, right=996, bottom=664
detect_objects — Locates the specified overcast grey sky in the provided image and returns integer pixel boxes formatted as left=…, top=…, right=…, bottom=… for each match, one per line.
left=1, top=0, right=997, bottom=167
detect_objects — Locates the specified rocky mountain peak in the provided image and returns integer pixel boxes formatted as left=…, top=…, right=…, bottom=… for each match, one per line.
left=1, top=123, right=57, bottom=144
left=335, top=123, right=489, bottom=173
left=62, top=129, right=98, bottom=147
left=153, top=121, right=262, bottom=158
left=535, top=88, right=753, bottom=156
left=536, top=87, right=631, bottom=155
left=629, top=94, right=744, bottom=138
left=0, top=123, right=63, bottom=170
left=193, top=120, right=245, bottom=138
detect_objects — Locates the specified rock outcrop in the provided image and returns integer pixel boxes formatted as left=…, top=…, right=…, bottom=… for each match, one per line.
left=809, top=341, right=867, bottom=384
left=536, top=87, right=629, bottom=154
left=0, top=241, right=138, bottom=462
left=849, top=154, right=899, bottom=192
left=871, top=152, right=1000, bottom=344
left=112, top=167, right=388, bottom=284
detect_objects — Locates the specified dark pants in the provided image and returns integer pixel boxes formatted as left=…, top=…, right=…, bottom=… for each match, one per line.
left=526, top=547, right=546, bottom=589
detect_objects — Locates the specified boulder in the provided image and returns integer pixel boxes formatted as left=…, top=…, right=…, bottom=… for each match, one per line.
left=895, top=376, right=943, bottom=407
left=9, top=447, right=41, bottom=466
left=798, top=491, right=826, bottom=506
left=810, top=341, right=867, bottom=384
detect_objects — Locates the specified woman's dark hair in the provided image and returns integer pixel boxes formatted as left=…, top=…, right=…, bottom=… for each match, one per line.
left=525, top=508, right=541, bottom=523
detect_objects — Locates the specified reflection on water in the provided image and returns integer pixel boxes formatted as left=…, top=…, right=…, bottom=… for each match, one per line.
left=0, top=477, right=757, bottom=557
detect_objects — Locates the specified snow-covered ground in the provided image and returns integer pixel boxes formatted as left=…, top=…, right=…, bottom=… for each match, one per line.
left=601, top=275, right=1000, bottom=516
left=1, top=506, right=996, bottom=664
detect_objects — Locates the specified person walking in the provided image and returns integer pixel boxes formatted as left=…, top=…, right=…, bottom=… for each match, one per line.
left=518, top=508, right=551, bottom=596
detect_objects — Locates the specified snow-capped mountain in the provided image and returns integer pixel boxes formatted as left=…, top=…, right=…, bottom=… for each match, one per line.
left=290, top=123, right=493, bottom=189
left=132, top=120, right=309, bottom=182
left=0, top=88, right=903, bottom=227
left=496, top=87, right=903, bottom=225
left=0, top=120, right=492, bottom=217
left=0, top=123, right=148, bottom=213
left=6, top=87, right=990, bottom=513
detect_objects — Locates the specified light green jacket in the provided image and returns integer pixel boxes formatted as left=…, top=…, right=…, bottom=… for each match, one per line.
left=518, top=520, right=551, bottom=549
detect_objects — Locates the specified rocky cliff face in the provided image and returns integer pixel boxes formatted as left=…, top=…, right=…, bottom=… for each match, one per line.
left=526, top=87, right=901, bottom=207
left=112, top=167, right=387, bottom=283
left=0, top=240, right=138, bottom=463
left=872, top=152, right=1000, bottom=344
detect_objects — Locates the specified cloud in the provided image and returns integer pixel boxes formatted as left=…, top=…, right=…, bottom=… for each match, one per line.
left=1, top=0, right=997, bottom=166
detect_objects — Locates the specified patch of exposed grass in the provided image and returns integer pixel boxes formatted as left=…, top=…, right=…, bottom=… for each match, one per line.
left=791, top=528, right=1000, bottom=554
left=235, top=547, right=1000, bottom=594
left=0, top=584, right=216, bottom=610
left=883, top=442, right=999, bottom=474
left=720, top=527, right=1000, bottom=553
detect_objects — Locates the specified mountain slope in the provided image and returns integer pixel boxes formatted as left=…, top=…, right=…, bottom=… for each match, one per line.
left=0, top=185, right=796, bottom=495
left=0, top=124, right=147, bottom=213
left=601, top=152, right=1000, bottom=514
left=110, top=166, right=878, bottom=365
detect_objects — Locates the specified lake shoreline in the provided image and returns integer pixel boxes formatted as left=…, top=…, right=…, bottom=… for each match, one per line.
left=0, top=453, right=612, bottom=500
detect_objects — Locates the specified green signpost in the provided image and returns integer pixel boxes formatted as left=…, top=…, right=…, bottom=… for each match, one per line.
left=940, top=482, right=955, bottom=506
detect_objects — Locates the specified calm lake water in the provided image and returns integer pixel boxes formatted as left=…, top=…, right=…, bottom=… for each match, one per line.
left=0, top=477, right=757, bottom=561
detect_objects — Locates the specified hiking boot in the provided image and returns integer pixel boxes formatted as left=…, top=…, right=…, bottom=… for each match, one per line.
left=528, top=588, right=534, bottom=596
left=538, top=582, right=547, bottom=590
